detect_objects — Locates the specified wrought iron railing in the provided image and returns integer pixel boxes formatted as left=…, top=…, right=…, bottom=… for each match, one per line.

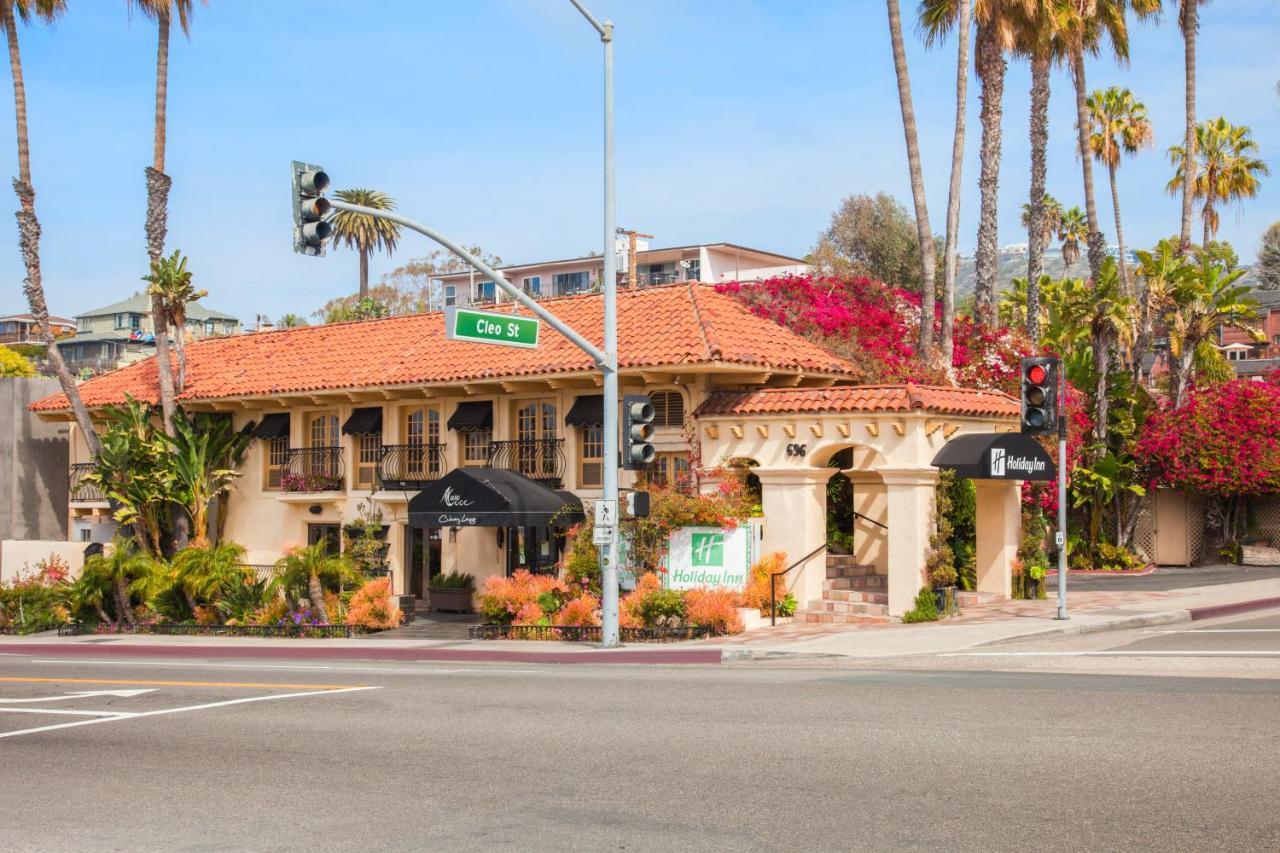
left=486, top=438, right=566, bottom=487
left=282, top=447, right=345, bottom=492
left=377, top=443, right=448, bottom=490
left=69, top=462, right=104, bottom=502
left=469, top=623, right=719, bottom=643
left=58, top=622, right=357, bottom=639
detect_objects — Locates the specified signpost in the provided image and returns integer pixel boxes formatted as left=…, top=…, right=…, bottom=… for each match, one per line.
left=445, top=307, right=540, bottom=349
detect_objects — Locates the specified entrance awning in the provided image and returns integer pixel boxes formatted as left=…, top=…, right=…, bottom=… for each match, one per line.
left=408, top=468, right=584, bottom=528
left=342, top=407, right=383, bottom=436
left=252, top=413, right=289, bottom=440
left=564, top=394, right=603, bottom=427
left=931, top=432, right=1056, bottom=481
left=448, top=401, right=493, bottom=433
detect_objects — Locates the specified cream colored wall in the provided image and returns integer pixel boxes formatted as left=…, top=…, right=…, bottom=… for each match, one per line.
left=0, top=539, right=86, bottom=584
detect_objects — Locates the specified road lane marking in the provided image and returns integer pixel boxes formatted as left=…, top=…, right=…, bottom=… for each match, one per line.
left=29, top=659, right=543, bottom=676
left=0, top=676, right=363, bottom=690
left=0, top=689, right=155, bottom=704
left=0, top=708, right=134, bottom=717
left=1153, top=629, right=1280, bottom=634
left=941, top=651, right=1280, bottom=657
left=0, top=685, right=380, bottom=740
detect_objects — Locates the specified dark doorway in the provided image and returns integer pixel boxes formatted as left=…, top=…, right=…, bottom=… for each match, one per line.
left=503, top=526, right=562, bottom=576
left=307, top=523, right=342, bottom=556
left=826, top=448, right=855, bottom=554
left=405, top=525, right=442, bottom=599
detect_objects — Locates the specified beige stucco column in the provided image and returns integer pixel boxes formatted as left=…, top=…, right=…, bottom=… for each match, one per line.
left=973, top=480, right=1021, bottom=599
left=754, top=467, right=837, bottom=610
left=880, top=469, right=939, bottom=616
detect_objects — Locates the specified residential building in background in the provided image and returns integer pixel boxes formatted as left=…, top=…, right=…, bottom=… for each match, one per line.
left=433, top=241, right=809, bottom=307
left=59, top=292, right=242, bottom=377
left=0, top=313, right=75, bottom=346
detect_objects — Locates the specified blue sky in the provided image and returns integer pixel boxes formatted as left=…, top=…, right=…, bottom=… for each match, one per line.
left=2, top=0, right=1277, bottom=322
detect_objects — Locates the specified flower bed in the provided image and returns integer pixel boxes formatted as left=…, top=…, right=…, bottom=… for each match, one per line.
left=57, top=621, right=358, bottom=639
left=468, top=624, right=719, bottom=643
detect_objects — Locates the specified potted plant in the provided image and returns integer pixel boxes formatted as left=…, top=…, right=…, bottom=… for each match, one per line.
left=428, top=570, right=475, bottom=613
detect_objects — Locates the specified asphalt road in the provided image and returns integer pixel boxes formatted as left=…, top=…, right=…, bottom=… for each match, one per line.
left=1062, top=562, right=1280, bottom=592
left=2, top=617, right=1278, bottom=853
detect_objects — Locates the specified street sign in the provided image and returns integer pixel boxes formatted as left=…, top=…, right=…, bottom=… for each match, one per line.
left=593, top=525, right=616, bottom=546
left=594, top=499, right=617, bottom=527
left=445, top=306, right=540, bottom=349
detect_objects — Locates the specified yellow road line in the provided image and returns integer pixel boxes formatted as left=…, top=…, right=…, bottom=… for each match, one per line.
left=0, top=676, right=361, bottom=691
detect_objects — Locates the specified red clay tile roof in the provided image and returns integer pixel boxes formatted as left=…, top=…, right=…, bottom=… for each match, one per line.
left=694, top=384, right=1020, bottom=419
left=31, top=284, right=859, bottom=412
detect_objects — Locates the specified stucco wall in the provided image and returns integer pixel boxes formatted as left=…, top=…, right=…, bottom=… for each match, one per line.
left=1, top=539, right=85, bottom=584
left=1, top=377, right=69, bottom=542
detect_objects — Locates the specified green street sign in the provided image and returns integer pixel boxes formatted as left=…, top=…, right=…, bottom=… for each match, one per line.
left=445, top=306, right=540, bottom=349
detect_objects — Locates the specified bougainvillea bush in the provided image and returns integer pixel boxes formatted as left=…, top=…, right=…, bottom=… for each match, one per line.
left=716, top=274, right=1031, bottom=394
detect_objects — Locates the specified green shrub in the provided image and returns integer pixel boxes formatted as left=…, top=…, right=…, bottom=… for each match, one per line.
left=775, top=593, right=798, bottom=618
left=639, top=588, right=686, bottom=627
left=430, top=570, right=475, bottom=590
left=1095, top=542, right=1144, bottom=572
left=1219, top=542, right=1243, bottom=565
left=901, top=585, right=940, bottom=623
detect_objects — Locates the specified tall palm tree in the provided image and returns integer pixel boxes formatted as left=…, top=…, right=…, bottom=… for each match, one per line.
left=1058, top=206, right=1088, bottom=265
left=157, top=412, right=253, bottom=547
left=127, top=0, right=204, bottom=435
left=330, top=189, right=401, bottom=301
left=919, top=0, right=971, bottom=368
left=1021, top=193, right=1064, bottom=244
left=921, top=0, right=1019, bottom=327
left=1167, top=117, right=1269, bottom=250
left=1087, top=86, right=1153, bottom=296
left=141, top=249, right=206, bottom=392
left=1, top=0, right=101, bottom=457
left=1167, top=0, right=1210, bottom=252
left=887, top=0, right=937, bottom=362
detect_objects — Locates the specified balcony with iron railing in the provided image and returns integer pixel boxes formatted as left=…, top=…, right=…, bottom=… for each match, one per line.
left=281, top=447, right=345, bottom=493
left=486, top=438, right=566, bottom=488
left=68, top=462, right=105, bottom=504
left=376, top=443, right=448, bottom=490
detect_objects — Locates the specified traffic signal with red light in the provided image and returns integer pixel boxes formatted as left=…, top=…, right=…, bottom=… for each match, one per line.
left=1020, top=356, right=1058, bottom=436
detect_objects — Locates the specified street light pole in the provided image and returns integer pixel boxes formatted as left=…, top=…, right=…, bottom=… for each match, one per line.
left=1056, top=368, right=1068, bottom=620
left=571, top=0, right=621, bottom=648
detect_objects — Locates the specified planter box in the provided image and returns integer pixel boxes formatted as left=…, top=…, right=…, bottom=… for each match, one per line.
left=428, top=587, right=474, bottom=613
left=1241, top=545, right=1280, bottom=566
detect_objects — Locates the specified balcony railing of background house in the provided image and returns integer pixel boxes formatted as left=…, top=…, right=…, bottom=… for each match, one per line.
left=633, top=271, right=688, bottom=287
left=486, top=438, right=566, bottom=488
left=69, top=462, right=104, bottom=503
left=377, top=443, right=448, bottom=490
left=0, top=330, right=34, bottom=344
left=282, top=447, right=345, bottom=493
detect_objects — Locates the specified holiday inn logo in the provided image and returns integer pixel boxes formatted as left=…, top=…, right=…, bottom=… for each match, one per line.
left=988, top=446, right=1048, bottom=478
left=691, top=532, right=724, bottom=567
left=990, top=447, right=1006, bottom=477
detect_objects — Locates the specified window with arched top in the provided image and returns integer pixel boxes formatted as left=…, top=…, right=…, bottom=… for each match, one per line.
left=649, top=390, right=685, bottom=428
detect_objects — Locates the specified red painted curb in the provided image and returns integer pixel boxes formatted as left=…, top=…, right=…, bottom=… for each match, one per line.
left=1189, top=596, right=1280, bottom=622
left=0, top=642, right=722, bottom=666
left=1044, top=565, right=1158, bottom=577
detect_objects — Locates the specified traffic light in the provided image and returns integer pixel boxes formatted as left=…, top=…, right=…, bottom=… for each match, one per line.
left=622, top=394, right=656, bottom=470
left=623, top=491, right=650, bottom=518
left=292, top=160, right=332, bottom=256
left=1020, top=356, right=1058, bottom=436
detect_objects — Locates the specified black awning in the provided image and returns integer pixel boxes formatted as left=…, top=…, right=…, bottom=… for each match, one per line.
left=564, top=394, right=604, bottom=428
left=342, top=407, right=383, bottom=436
left=932, top=432, right=1056, bottom=481
left=448, top=401, right=493, bottom=433
left=408, top=468, right=583, bottom=528
left=252, top=413, right=290, bottom=440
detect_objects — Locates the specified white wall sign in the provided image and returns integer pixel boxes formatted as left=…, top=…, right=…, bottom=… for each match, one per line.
left=663, top=525, right=754, bottom=591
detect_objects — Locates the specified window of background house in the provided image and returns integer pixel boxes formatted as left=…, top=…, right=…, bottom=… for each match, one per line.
left=523, top=276, right=541, bottom=296
left=580, top=425, right=603, bottom=487
left=649, top=391, right=685, bottom=428
left=356, top=433, right=381, bottom=489
left=553, top=271, right=588, bottom=296
left=404, top=406, right=442, bottom=476
left=130, top=314, right=142, bottom=330
left=475, top=281, right=496, bottom=303
left=684, top=259, right=701, bottom=281
left=308, top=411, right=339, bottom=448
left=77, top=317, right=90, bottom=332
left=114, top=313, right=126, bottom=330
left=264, top=437, right=288, bottom=490
left=647, top=452, right=691, bottom=489
left=443, top=285, right=457, bottom=307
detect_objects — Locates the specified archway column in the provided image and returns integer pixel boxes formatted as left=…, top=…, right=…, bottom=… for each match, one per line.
left=879, top=468, right=940, bottom=616
left=753, top=467, right=837, bottom=610
left=973, top=480, right=1020, bottom=598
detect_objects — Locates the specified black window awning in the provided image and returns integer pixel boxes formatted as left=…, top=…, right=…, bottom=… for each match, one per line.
left=252, top=413, right=290, bottom=440
left=408, top=468, right=584, bottom=529
left=931, top=432, right=1057, bottom=481
left=564, top=394, right=603, bottom=428
left=342, top=407, right=383, bottom=436
left=448, top=401, right=493, bottom=433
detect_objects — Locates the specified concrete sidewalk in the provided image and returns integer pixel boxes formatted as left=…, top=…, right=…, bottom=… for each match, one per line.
left=714, top=576, right=1280, bottom=660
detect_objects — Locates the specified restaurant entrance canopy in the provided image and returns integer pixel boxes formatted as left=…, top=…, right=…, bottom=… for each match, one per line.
left=407, top=468, right=584, bottom=528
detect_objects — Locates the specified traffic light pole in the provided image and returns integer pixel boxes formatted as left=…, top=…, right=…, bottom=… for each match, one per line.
left=1055, top=371, right=1068, bottom=621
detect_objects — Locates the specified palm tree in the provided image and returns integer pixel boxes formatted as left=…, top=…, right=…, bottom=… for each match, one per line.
left=1021, top=193, right=1064, bottom=253
left=127, top=0, right=204, bottom=435
left=920, top=0, right=1019, bottom=326
left=171, top=542, right=249, bottom=615
left=1167, top=117, right=1269, bottom=251
left=277, top=313, right=307, bottom=328
left=330, top=189, right=401, bottom=301
left=273, top=543, right=361, bottom=621
left=82, top=539, right=156, bottom=626
left=142, top=249, right=206, bottom=393
left=158, top=412, right=253, bottom=547
left=886, top=0, right=937, bottom=362
left=1167, top=0, right=1210, bottom=252
left=919, top=0, right=971, bottom=368
left=1, top=0, right=101, bottom=457
left=1058, top=206, right=1088, bottom=266
left=1087, top=86, right=1153, bottom=296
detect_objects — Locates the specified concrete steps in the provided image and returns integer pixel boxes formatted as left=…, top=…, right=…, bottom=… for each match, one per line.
left=795, top=555, right=893, bottom=624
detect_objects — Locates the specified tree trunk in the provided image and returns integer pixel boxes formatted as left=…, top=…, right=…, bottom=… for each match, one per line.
left=359, top=248, right=370, bottom=301
left=1092, top=327, right=1111, bottom=450
left=309, top=573, right=327, bottom=620
left=1172, top=341, right=1195, bottom=409
left=940, top=0, right=971, bottom=372
left=96, top=604, right=113, bottom=626
left=2, top=6, right=102, bottom=458
left=973, top=22, right=1006, bottom=327
left=173, top=316, right=186, bottom=393
left=886, top=0, right=937, bottom=363
left=1071, top=49, right=1106, bottom=284
left=114, top=576, right=135, bottom=626
left=1025, top=52, right=1050, bottom=341
left=1179, top=0, right=1197, bottom=253
left=1108, top=162, right=1130, bottom=297
left=1203, top=200, right=1213, bottom=251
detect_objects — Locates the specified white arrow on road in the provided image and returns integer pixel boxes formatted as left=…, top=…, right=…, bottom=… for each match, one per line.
left=0, top=689, right=155, bottom=704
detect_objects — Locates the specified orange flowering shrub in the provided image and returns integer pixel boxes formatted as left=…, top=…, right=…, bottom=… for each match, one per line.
left=192, top=605, right=220, bottom=626
left=514, top=601, right=547, bottom=625
left=346, top=578, right=403, bottom=630
left=323, top=591, right=345, bottom=624
left=478, top=570, right=568, bottom=624
left=684, top=587, right=744, bottom=635
left=741, top=551, right=787, bottom=612
left=619, top=572, right=662, bottom=629
left=554, top=594, right=601, bottom=628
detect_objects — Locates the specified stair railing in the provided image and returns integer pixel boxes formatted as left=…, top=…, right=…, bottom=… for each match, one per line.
left=770, top=543, right=828, bottom=627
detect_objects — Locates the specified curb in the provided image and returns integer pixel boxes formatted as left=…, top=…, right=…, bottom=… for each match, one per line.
left=0, top=642, right=723, bottom=666
left=1189, top=595, right=1280, bottom=622
left=977, top=609, right=1191, bottom=646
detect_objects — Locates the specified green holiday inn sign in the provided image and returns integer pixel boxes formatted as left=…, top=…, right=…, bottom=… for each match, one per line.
left=445, top=306, right=540, bottom=349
